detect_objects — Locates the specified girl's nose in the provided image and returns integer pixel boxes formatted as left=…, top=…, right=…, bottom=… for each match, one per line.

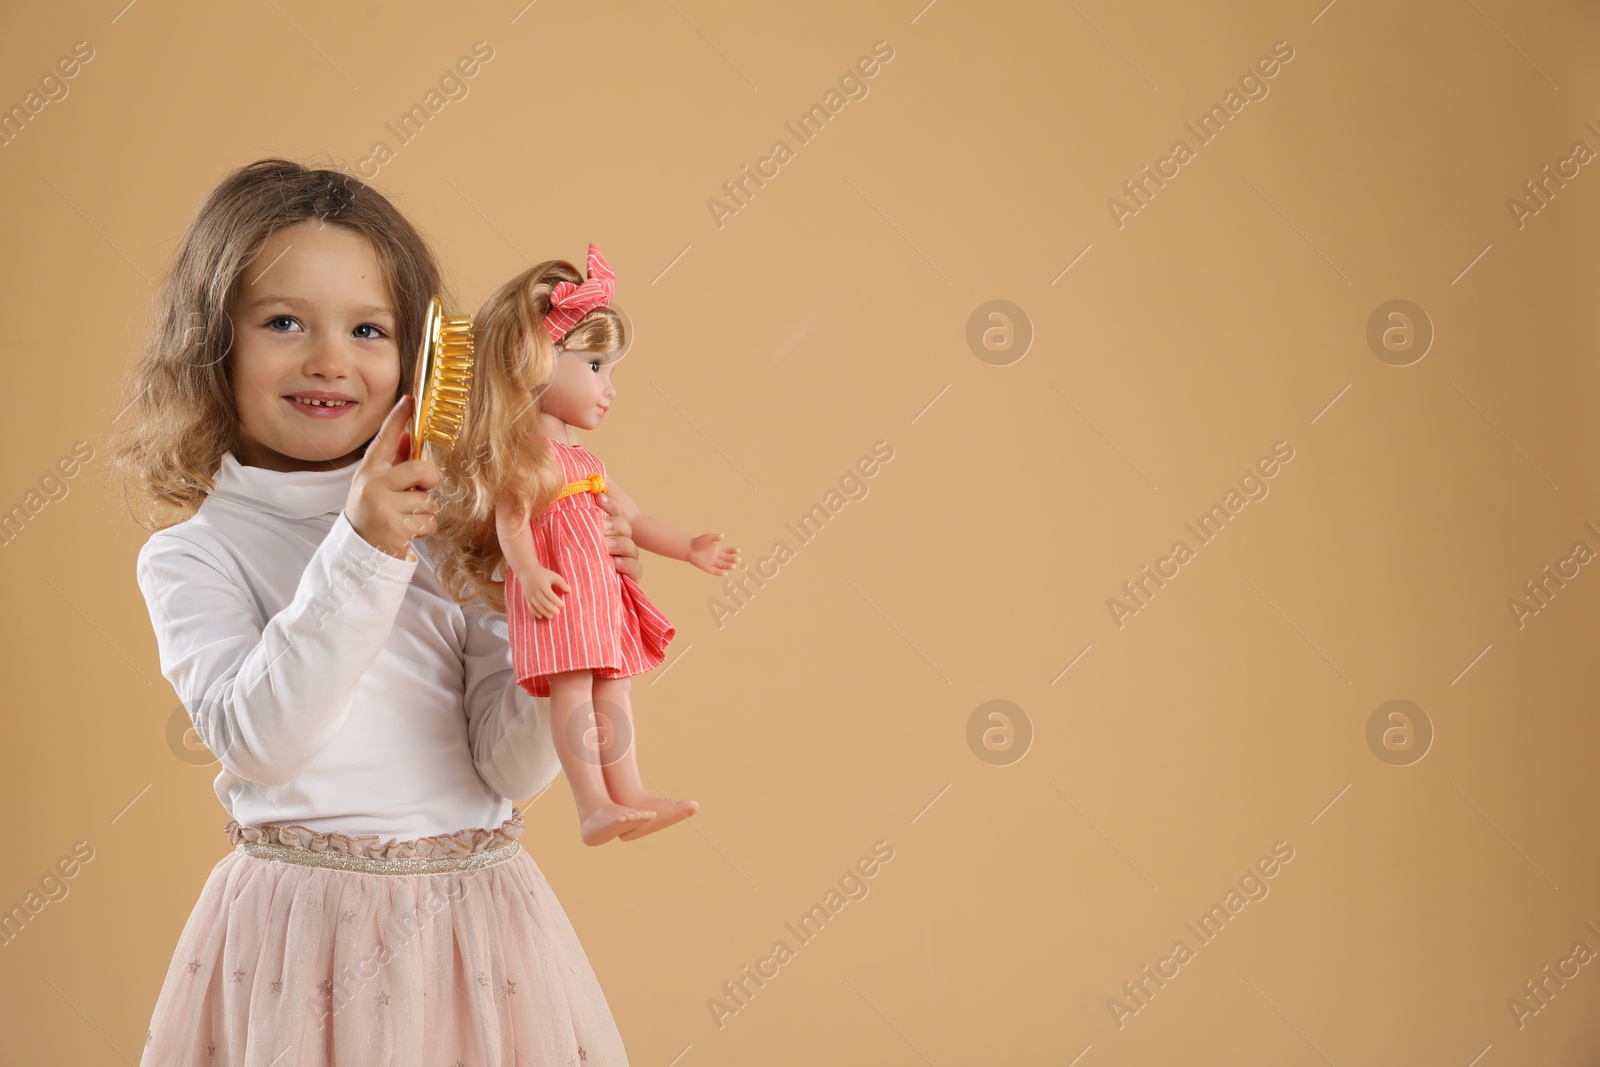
left=303, top=333, right=350, bottom=377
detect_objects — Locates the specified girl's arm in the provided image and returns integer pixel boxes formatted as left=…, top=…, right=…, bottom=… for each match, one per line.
left=460, top=597, right=562, bottom=801
left=605, top=480, right=740, bottom=575
left=136, top=512, right=418, bottom=787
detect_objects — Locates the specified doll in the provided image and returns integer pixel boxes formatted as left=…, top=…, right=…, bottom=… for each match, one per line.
left=440, top=244, right=739, bottom=846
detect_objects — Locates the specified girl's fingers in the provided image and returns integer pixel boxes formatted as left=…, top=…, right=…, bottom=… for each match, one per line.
left=386, top=461, right=440, bottom=496
left=397, top=488, right=440, bottom=513
left=362, top=396, right=411, bottom=475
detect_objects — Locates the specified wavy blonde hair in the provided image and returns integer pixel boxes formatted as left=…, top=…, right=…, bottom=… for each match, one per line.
left=432, top=259, right=628, bottom=612
left=105, top=157, right=445, bottom=532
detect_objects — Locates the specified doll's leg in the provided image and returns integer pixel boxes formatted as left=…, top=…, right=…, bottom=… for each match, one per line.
left=546, top=670, right=653, bottom=846
left=591, top=675, right=699, bottom=841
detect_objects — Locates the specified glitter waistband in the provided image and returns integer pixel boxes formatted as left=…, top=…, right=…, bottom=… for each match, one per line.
left=234, top=839, right=522, bottom=875
left=223, top=808, right=526, bottom=874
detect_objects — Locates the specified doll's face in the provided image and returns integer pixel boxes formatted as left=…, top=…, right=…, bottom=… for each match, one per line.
left=227, top=221, right=400, bottom=471
left=542, top=345, right=620, bottom=431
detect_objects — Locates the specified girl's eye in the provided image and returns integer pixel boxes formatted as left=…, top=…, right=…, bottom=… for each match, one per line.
left=353, top=323, right=388, bottom=340
left=588, top=361, right=602, bottom=372
left=266, top=315, right=301, bottom=332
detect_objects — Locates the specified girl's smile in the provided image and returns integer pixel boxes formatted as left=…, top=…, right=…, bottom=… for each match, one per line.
left=285, top=390, right=359, bottom=417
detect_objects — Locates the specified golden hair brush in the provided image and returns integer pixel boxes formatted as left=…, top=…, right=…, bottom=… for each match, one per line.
left=410, top=295, right=475, bottom=461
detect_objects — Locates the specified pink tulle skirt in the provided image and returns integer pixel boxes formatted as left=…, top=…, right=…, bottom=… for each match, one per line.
left=138, top=808, right=628, bottom=1066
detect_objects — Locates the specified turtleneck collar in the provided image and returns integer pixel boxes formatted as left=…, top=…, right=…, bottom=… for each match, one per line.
left=206, top=449, right=362, bottom=520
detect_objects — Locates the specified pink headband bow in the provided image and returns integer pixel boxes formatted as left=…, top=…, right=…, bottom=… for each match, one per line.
left=542, top=243, right=617, bottom=342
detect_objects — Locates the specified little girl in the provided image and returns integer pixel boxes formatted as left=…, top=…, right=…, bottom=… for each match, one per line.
left=430, top=245, right=739, bottom=848
left=108, top=158, right=633, bottom=1065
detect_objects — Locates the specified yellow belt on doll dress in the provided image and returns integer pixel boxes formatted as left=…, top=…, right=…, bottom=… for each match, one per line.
left=555, top=473, right=607, bottom=500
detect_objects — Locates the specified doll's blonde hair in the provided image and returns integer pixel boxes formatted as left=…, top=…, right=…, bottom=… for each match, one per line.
left=105, top=157, right=445, bottom=531
left=432, top=259, right=628, bottom=612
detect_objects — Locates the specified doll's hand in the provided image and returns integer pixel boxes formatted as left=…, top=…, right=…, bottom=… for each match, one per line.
left=687, top=533, right=740, bottom=576
left=520, top=567, right=570, bottom=619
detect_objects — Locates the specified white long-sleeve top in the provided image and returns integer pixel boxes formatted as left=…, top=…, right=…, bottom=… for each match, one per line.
left=135, top=450, right=562, bottom=839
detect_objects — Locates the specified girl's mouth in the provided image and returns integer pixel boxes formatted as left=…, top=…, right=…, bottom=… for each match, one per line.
left=285, top=395, right=357, bottom=418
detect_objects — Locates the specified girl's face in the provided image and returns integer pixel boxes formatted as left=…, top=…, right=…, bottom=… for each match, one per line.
left=228, top=220, right=400, bottom=471
left=542, top=345, right=620, bottom=431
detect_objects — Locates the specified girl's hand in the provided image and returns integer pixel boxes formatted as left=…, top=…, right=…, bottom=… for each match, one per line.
left=687, top=533, right=739, bottom=576
left=520, top=566, right=570, bottom=619
left=347, top=396, right=439, bottom=560
left=597, top=493, right=643, bottom=582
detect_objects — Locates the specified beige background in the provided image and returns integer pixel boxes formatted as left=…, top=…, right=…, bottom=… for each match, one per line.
left=3, top=0, right=1599, bottom=1062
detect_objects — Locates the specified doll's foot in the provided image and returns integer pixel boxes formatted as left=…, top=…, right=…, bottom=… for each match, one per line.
left=616, top=796, right=699, bottom=841
left=579, top=803, right=654, bottom=847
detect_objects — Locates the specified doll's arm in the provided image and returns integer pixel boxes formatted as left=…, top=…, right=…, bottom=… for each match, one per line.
left=494, top=495, right=545, bottom=583
left=603, top=481, right=689, bottom=561
left=605, top=481, right=740, bottom=576
left=495, top=494, right=570, bottom=617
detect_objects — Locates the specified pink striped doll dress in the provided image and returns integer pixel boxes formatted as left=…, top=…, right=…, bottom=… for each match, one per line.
left=504, top=435, right=675, bottom=697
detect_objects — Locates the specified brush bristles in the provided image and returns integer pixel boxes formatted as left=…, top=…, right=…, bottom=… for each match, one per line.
left=421, top=313, right=476, bottom=448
